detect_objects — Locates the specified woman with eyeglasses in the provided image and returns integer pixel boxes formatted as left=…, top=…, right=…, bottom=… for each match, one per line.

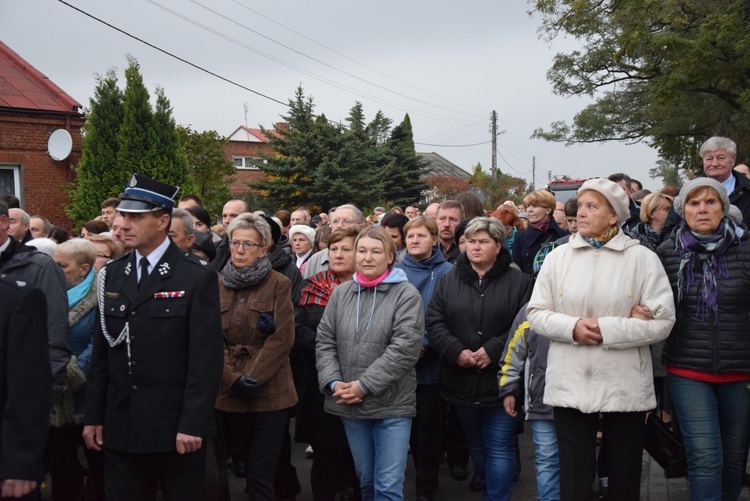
left=214, top=213, right=298, bottom=500
left=87, top=234, right=125, bottom=272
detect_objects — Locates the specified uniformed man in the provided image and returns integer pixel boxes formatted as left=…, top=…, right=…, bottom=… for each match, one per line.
left=83, top=174, right=223, bottom=501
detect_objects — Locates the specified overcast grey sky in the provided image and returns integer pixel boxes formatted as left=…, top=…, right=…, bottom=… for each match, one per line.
left=2, top=0, right=663, bottom=190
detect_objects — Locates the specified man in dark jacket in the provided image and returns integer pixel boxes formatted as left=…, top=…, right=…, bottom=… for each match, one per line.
left=210, top=198, right=250, bottom=272
left=665, top=136, right=750, bottom=233
left=0, top=201, right=69, bottom=404
left=0, top=277, right=51, bottom=499
left=83, top=175, right=223, bottom=501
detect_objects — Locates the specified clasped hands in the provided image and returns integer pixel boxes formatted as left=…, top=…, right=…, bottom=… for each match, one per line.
left=573, top=304, right=654, bottom=345
left=455, top=347, right=491, bottom=370
left=333, top=381, right=365, bottom=405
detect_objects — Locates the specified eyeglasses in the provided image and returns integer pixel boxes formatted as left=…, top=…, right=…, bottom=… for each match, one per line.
left=331, top=218, right=358, bottom=225
left=96, top=254, right=112, bottom=259
left=230, top=240, right=262, bottom=251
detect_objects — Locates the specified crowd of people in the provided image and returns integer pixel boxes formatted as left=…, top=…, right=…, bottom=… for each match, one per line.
left=1, top=135, right=750, bottom=501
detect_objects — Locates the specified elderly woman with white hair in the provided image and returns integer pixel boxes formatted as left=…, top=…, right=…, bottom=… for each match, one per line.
left=527, top=178, right=676, bottom=501
left=428, top=217, right=532, bottom=500
left=214, top=213, right=298, bottom=499
left=657, top=177, right=750, bottom=500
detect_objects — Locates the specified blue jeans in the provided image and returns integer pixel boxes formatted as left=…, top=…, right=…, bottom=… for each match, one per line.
left=530, top=420, right=559, bottom=501
left=454, top=406, right=517, bottom=501
left=341, top=417, right=412, bottom=501
left=668, top=374, right=750, bottom=501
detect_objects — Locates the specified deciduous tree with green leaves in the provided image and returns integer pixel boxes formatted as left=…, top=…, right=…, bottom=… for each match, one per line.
left=531, top=0, right=750, bottom=179
left=177, top=125, right=235, bottom=219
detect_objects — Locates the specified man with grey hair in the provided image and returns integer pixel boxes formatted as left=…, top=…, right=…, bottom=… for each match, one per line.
left=302, top=204, right=365, bottom=279
left=8, top=208, right=31, bottom=244
left=700, top=136, right=750, bottom=223
left=30, top=215, right=51, bottom=239
left=168, top=208, right=195, bottom=252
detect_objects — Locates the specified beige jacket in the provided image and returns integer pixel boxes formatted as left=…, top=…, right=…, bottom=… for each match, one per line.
left=527, top=231, right=675, bottom=413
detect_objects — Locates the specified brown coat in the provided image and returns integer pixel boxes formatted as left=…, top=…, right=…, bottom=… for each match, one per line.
left=215, top=270, right=298, bottom=413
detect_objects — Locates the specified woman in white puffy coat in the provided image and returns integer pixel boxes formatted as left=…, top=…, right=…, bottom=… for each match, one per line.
left=527, top=178, right=675, bottom=501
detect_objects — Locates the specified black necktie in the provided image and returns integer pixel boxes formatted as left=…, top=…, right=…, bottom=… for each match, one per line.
left=138, top=258, right=150, bottom=290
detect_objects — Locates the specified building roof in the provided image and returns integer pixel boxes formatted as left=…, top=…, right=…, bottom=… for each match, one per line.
left=227, top=124, right=286, bottom=143
left=417, top=152, right=470, bottom=180
left=0, top=42, right=82, bottom=113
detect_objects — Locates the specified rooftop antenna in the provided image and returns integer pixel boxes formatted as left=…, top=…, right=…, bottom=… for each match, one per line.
left=243, top=103, right=249, bottom=128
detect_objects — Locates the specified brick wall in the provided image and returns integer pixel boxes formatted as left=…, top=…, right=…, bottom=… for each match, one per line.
left=0, top=111, right=84, bottom=230
left=223, top=140, right=272, bottom=196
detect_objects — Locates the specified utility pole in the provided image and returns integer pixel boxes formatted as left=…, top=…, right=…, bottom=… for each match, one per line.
left=491, top=110, right=497, bottom=179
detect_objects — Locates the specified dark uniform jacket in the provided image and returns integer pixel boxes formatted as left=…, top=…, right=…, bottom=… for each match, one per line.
left=0, top=277, right=51, bottom=483
left=84, top=240, right=223, bottom=454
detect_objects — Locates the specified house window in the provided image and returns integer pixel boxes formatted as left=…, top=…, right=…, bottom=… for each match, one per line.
left=0, top=165, right=21, bottom=200
left=233, top=157, right=265, bottom=170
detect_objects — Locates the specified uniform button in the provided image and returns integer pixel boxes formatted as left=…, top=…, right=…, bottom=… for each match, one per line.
left=130, top=311, right=136, bottom=316
left=131, top=386, right=138, bottom=391
left=235, top=320, right=240, bottom=325
left=165, top=308, right=170, bottom=313
left=240, top=298, right=245, bottom=303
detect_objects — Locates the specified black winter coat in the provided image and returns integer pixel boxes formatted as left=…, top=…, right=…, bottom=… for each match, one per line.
left=512, top=218, right=568, bottom=275
left=292, top=301, right=348, bottom=448
left=657, top=230, right=750, bottom=373
left=427, top=250, right=532, bottom=407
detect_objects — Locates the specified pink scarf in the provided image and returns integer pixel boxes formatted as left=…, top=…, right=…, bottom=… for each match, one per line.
left=355, top=269, right=390, bottom=287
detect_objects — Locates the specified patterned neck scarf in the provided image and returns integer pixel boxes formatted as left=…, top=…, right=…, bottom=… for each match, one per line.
left=675, top=218, right=737, bottom=324
left=581, top=225, right=619, bottom=249
left=529, top=215, right=551, bottom=233
left=221, top=256, right=272, bottom=289
left=299, top=270, right=341, bottom=307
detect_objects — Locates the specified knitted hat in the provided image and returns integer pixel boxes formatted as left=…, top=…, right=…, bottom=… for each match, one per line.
left=578, top=178, right=630, bottom=225
left=674, top=177, right=730, bottom=217
left=289, top=224, right=315, bottom=247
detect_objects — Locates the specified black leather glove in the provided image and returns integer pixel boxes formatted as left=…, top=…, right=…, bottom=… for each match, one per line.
left=231, top=375, right=263, bottom=399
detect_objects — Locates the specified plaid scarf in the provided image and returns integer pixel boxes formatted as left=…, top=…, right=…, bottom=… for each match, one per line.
left=299, top=269, right=340, bottom=307
left=676, top=218, right=737, bottom=324
left=529, top=216, right=551, bottom=233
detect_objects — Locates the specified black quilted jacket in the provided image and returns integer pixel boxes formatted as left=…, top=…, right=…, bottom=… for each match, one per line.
left=657, top=231, right=750, bottom=373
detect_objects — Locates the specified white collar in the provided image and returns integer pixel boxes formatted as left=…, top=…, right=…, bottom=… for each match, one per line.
left=136, top=236, right=170, bottom=274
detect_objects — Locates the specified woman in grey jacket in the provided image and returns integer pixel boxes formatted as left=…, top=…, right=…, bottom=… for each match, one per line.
left=316, top=226, right=424, bottom=501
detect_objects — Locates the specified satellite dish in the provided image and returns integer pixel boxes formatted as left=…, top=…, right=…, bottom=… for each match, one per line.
left=48, top=129, right=73, bottom=161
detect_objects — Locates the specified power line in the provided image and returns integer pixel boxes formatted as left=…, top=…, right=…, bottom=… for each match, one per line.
left=191, top=0, right=486, bottom=121
left=415, top=140, right=491, bottom=148
left=145, top=0, right=479, bottom=126
left=56, top=0, right=289, bottom=108
left=229, top=0, right=488, bottom=116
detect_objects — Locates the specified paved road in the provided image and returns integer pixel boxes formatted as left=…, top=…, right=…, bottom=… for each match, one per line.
left=226, top=418, right=750, bottom=500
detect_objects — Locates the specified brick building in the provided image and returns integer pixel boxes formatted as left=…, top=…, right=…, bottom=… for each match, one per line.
left=223, top=124, right=285, bottom=196
left=0, top=42, right=84, bottom=228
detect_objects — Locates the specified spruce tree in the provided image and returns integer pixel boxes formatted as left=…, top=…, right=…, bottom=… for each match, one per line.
left=310, top=103, right=383, bottom=209
left=250, top=87, right=320, bottom=210
left=151, top=87, right=197, bottom=194
left=117, top=56, right=156, bottom=177
left=382, top=114, right=427, bottom=207
left=68, top=69, right=125, bottom=225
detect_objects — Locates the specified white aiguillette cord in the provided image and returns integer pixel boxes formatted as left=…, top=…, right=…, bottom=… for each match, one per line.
left=98, top=266, right=133, bottom=374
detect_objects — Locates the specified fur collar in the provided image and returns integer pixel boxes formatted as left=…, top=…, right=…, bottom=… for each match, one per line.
left=69, top=281, right=98, bottom=327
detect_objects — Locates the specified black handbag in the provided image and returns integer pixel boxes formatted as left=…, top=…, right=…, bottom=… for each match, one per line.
left=644, top=410, right=687, bottom=478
